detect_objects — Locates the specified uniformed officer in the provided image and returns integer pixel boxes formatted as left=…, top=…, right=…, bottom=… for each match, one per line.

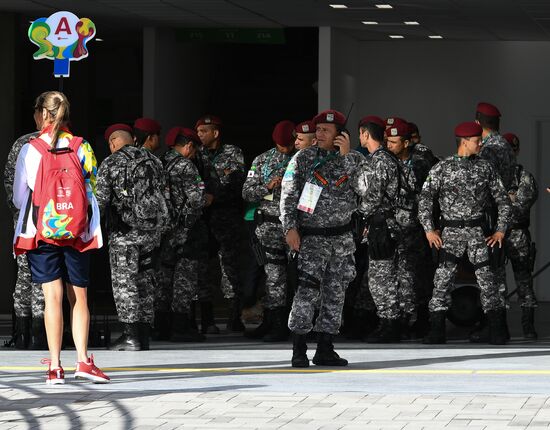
left=134, top=117, right=162, bottom=154
left=242, top=120, right=296, bottom=342
left=158, top=127, right=211, bottom=342
left=385, top=121, right=425, bottom=339
left=281, top=109, right=364, bottom=368
left=502, top=132, right=538, bottom=339
left=358, top=115, right=402, bottom=343
left=419, top=121, right=512, bottom=345
left=4, top=127, right=46, bottom=349
left=96, top=124, right=165, bottom=351
left=196, top=115, right=246, bottom=331
left=294, top=121, right=316, bottom=151
left=407, top=121, right=439, bottom=170
left=470, top=102, right=517, bottom=342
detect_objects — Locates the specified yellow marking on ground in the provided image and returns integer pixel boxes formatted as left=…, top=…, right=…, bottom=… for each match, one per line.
left=3, top=366, right=550, bottom=375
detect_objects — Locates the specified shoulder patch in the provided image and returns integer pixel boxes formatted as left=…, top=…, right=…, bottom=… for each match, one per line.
left=247, top=170, right=255, bottom=178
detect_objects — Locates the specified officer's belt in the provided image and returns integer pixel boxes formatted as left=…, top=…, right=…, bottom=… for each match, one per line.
left=440, top=217, right=484, bottom=229
left=300, top=223, right=352, bottom=237
left=260, top=213, right=282, bottom=224
left=510, top=220, right=530, bottom=230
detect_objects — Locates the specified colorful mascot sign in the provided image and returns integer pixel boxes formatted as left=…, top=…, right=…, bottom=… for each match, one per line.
left=28, top=11, right=96, bottom=78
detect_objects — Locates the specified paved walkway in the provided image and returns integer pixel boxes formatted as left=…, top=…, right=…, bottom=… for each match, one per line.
left=2, top=335, right=550, bottom=429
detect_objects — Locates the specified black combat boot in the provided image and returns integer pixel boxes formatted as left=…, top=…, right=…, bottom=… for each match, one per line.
left=488, top=309, right=508, bottom=345
left=15, top=316, right=31, bottom=349
left=365, top=319, right=400, bottom=343
left=291, top=333, right=309, bottom=368
left=263, top=308, right=289, bottom=342
left=109, top=323, right=141, bottom=351
left=521, top=307, right=537, bottom=339
left=14, top=316, right=31, bottom=349
left=411, top=304, right=431, bottom=339
left=469, top=314, right=489, bottom=343
left=200, top=301, right=220, bottom=334
left=226, top=298, right=245, bottom=332
left=423, top=311, right=446, bottom=344
left=30, top=317, right=48, bottom=350
left=152, top=311, right=172, bottom=341
left=139, top=322, right=151, bottom=350
left=244, top=308, right=271, bottom=339
left=312, top=333, right=348, bottom=366
left=399, top=313, right=412, bottom=340
left=170, top=313, right=205, bottom=342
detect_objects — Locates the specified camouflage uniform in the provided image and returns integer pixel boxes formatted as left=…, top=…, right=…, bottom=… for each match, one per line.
left=358, top=147, right=401, bottom=320
left=192, top=152, right=221, bottom=303
left=96, top=145, right=163, bottom=324
left=478, top=132, right=518, bottom=307
left=418, top=155, right=512, bottom=313
left=280, top=147, right=364, bottom=335
left=201, top=144, right=246, bottom=299
left=505, top=164, right=538, bottom=308
left=157, top=149, right=207, bottom=314
left=3, top=132, right=44, bottom=318
left=242, top=147, right=294, bottom=309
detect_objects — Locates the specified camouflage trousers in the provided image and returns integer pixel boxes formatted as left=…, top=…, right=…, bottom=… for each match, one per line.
left=430, top=227, right=502, bottom=313
left=350, top=244, right=376, bottom=312
left=394, top=226, right=425, bottom=316
left=109, top=240, right=157, bottom=324
left=496, top=228, right=537, bottom=308
left=157, top=221, right=206, bottom=313
left=369, top=251, right=400, bottom=320
left=206, top=209, right=243, bottom=299
left=354, top=269, right=377, bottom=312
left=13, top=254, right=44, bottom=318
left=256, top=221, right=287, bottom=310
left=288, top=232, right=356, bottom=335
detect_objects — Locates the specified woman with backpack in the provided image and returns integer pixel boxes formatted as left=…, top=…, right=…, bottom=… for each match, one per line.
left=12, top=91, right=109, bottom=384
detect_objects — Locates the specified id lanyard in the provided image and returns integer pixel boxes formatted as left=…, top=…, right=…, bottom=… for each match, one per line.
left=262, top=148, right=292, bottom=183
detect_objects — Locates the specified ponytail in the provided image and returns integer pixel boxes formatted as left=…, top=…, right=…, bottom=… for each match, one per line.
left=35, top=91, right=71, bottom=147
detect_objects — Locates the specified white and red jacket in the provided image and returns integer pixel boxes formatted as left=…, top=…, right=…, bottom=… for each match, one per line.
left=12, top=130, right=103, bottom=254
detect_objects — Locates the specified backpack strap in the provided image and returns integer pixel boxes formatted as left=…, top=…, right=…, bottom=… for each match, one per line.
left=68, top=136, right=83, bottom=152
left=29, top=137, right=51, bottom=156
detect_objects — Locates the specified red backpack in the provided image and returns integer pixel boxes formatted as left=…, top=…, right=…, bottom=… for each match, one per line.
left=29, top=136, right=89, bottom=244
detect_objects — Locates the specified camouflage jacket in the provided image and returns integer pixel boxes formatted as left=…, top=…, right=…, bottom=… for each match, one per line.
left=162, top=149, right=207, bottom=222
left=193, top=151, right=220, bottom=199
left=96, top=145, right=164, bottom=245
left=280, top=146, right=364, bottom=234
left=4, top=132, right=38, bottom=216
left=510, top=164, right=538, bottom=227
left=408, top=145, right=438, bottom=188
left=201, top=143, right=245, bottom=209
left=357, top=146, right=400, bottom=220
left=242, top=147, right=295, bottom=218
left=418, top=154, right=512, bottom=233
left=479, top=131, right=517, bottom=192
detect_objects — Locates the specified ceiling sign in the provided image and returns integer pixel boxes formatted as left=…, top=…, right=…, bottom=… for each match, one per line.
left=28, top=11, right=96, bottom=77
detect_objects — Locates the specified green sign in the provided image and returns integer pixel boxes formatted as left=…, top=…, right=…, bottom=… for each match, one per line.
left=176, top=28, right=285, bottom=44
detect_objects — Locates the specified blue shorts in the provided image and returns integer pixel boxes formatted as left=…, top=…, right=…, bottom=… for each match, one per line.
left=26, top=242, right=91, bottom=287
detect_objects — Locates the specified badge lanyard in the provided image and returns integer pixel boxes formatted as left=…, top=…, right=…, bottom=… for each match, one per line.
left=262, top=148, right=292, bottom=183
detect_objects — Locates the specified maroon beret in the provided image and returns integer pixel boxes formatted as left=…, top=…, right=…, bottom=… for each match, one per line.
left=195, top=115, right=223, bottom=129
left=358, top=115, right=385, bottom=129
left=385, top=121, right=410, bottom=138
left=408, top=122, right=419, bottom=134
left=134, top=118, right=161, bottom=135
left=476, top=102, right=501, bottom=118
left=312, top=109, right=346, bottom=127
left=104, top=123, right=132, bottom=142
left=455, top=121, right=483, bottom=138
left=502, top=132, right=519, bottom=148
left=165, top=127, right=201, bottom=147
left=385, top=117, right=407, bottom=128
left=295, top=120, right=316, bottom=134
left=272, top=120, right=296, bottom=147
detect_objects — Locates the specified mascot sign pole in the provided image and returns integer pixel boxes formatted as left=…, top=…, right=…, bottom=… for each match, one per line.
left=28, top=11, right=96, bottom=90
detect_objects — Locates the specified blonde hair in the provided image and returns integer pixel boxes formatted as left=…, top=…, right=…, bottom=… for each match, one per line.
left=34, top=91, right=70, bottom=146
